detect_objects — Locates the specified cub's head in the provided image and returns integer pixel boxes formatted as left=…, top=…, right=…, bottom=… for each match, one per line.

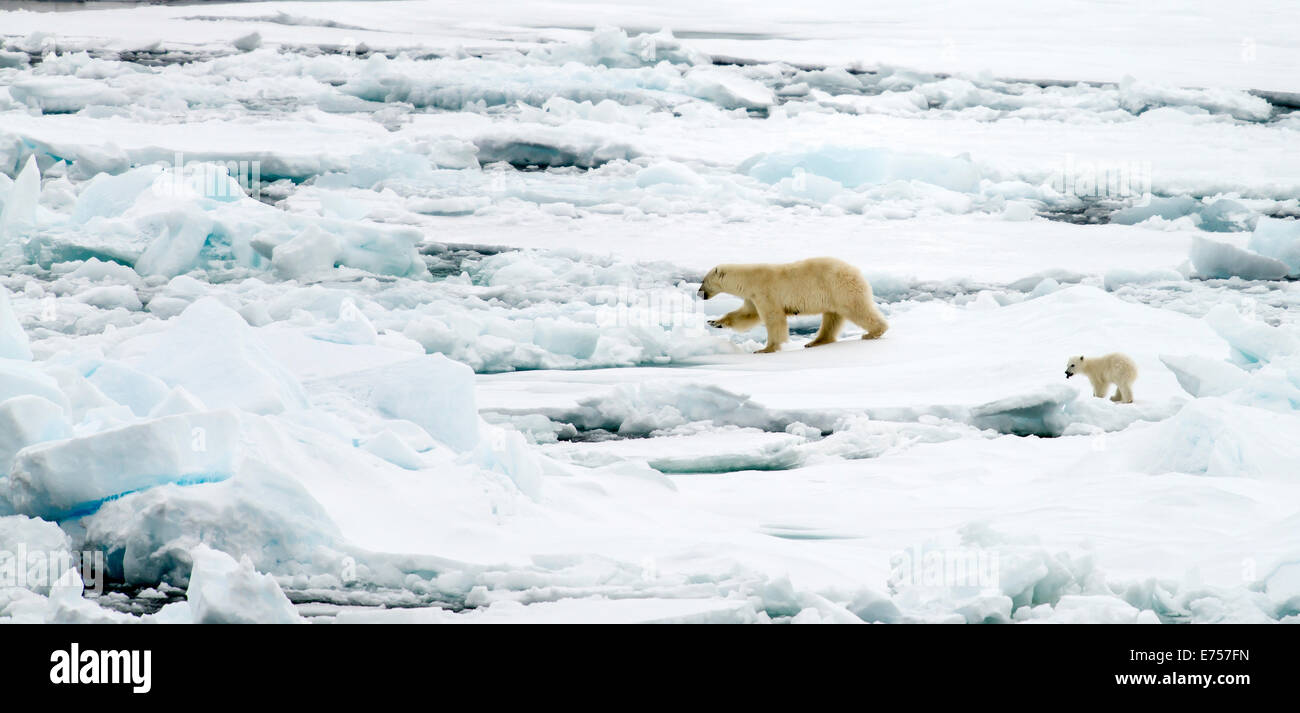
left=1064, top=355, right=1085, bottom=379
left=698, top=266, right=730, bottom=300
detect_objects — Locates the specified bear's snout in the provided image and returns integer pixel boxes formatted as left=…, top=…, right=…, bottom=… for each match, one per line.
left=698, top=287, right=712, bottom=299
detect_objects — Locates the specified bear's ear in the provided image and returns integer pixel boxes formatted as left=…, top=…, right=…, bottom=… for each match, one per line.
left=1079, top=355, right=1084, bottom=361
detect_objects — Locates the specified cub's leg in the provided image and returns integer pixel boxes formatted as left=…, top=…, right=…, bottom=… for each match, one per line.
left=844, top=295, right=889, bottom=340
left=1116, top=383, right=1134, bottom=404
left=1110, top=386, right=1123, bottom=402
left=1089, top=375, right=1109, bottom=398
left=755, top=302, right=788, bottom=353
left=806, top=312, right=844, bottom=348
left=709, top=299, right=759, bottom=331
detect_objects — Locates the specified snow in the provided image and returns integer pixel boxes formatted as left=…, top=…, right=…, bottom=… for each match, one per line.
left=0, top=0, right=1298, bottom=624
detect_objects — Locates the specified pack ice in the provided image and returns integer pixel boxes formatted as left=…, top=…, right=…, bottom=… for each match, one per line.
left=2, top=1, right=1300, bottom=624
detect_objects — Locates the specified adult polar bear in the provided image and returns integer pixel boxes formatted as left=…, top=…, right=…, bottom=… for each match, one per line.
left=698, top=257, right=889, bottom=353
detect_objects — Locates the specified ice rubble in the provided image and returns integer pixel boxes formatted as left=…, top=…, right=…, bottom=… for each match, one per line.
left=7, top=158, right=426, bottom=279
left=1109, top=196, right=1257, bottom=233
left=1188, top=217, right=1300, bottom=280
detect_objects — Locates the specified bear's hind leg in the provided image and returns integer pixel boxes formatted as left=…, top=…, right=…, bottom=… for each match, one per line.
left=806, top=312, right=844, bottom=348
left=845, top=298, right=889, bottom=340
left=1118, top=383, right=1134, bottom=404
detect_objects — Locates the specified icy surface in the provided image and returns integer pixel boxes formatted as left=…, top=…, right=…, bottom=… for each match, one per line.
left=0, top=1, right=1298, bottom=624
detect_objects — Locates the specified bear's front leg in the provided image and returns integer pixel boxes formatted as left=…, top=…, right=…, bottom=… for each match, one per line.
left=708, top=299, right=759, bottom=331
left=755, top=303, right=788, bottom=353
left=1089, top=376, right=1109, bottom=399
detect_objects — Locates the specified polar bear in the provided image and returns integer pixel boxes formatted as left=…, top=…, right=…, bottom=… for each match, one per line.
left=1065, top=353, right=1137, bottom=403
left=698, top=257, right=888, bottom=353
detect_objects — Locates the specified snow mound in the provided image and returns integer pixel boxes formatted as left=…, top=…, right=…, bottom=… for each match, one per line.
left=0, top=288, right=33, bottom=360
left=528, top=27, right=707, bottom=68
left=1103, top=268, right=1184, bottom=291
left=0, top=360, right=67, bottom=407
left=1189, top=236, right=1289, bottom=281
left=968, top=384, right=1076, bottom=437
left=0, top=514, right=72, bottom=596
left=474, top=128, right=639, bottom=168
left=1159, top=354, right=1249, bottom=397
left=0, top=395, right=71, bottom=474
left=557, top=381, right=788, bottom=436
left=1204, top=303, right=1299, bottom=365
left=741, top=147, right=981, bottom=193
left=335, top=354, right=480, bottom=451
left=1247, top=216, right=1300, bottom=277
left=2, top=410, right=240, bottom=520
left=186, top=545, right=301, bottom=624
left=113, top=298, right=309, bottom=415
left=1125, top=399, right=1300, bottom=480
left=684, top=68, right=775, bottom=110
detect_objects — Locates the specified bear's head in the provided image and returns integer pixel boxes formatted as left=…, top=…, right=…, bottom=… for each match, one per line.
left=698, top=266, right=729, bottom=300
left=1064, top=355, right=1085, bottom=378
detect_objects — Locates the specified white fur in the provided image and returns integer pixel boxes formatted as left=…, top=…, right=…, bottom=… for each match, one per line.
left=1065, top=353, right=1138, bottom=403
left=699, top=257, right=888, bottom=353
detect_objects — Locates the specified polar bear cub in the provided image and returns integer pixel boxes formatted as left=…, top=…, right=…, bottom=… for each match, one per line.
left=698, top=257, right=888, bottom=353
left=1065, top=353, right=1137, bottom=403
